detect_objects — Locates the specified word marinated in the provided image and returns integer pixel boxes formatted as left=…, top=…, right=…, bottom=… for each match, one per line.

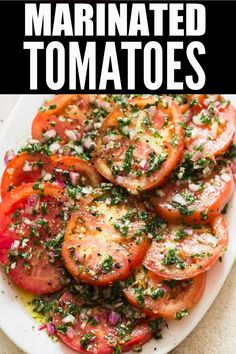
left=24, top=3, right=207, bottom=91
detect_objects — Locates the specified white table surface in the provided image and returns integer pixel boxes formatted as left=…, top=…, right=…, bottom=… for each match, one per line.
left=0, top=95, right=236, bottom=354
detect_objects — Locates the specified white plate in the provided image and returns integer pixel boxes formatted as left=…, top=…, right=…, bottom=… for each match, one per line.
left=0, top=95, right=235, bottom=354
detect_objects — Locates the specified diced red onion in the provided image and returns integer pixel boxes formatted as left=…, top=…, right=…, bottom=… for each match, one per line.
left=148, top=106, right=156, bottom=117
left=186, top=257, right=193, bottom=265
left=66, top=326, right=76, bottom=339
left=231, top=162, right=236, bottom=174
left=107, top=311, right=121, bottom=326
left=172, top=193, right=187, bottom=206
left=4, top=149, right=15, bottom=165
left=47, top=323, right=56, bottom=336
left=43, top=173, right=52, bottom=181
left=139, top=159, right=148, bottom=170
left=62, top=314, right=76, bottom=324
left=83, top=137, right=95, bottom=150
left=103, top=136, right=109, bottom=144
left=96, top=99, right=111, bottom=110
left=191, top=151, right=203, bottom=162
left=184, top=228, right=193, bottom=236
left=25, top=194, right=39, bottom=214
left=23, top=161, right=33, bottom=172
left=221, top=173, right=231, bottom=183
left=65, top=130, right=78, bottom=142
left=43, top=129, right=56, bottom=141
left=49, top=142, right=61, bottom=154
left=161, top=284, right=169, bottom=293
left=203, top=166, right=211, bottom=176
left=70, top=172, right=80, bottom=186
left=38, top=323, right=47, bottom=331
left=184, top=110, right=193, bottom=123
left=116, top=176, right=125, bottom=184
left=189, top=183, right=200, bottom=192
left=54, top=180, right=65, bottom=188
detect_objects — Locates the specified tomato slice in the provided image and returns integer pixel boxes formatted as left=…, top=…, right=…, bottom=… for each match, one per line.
left=1, top=152, right=52, bottom=198
left=93, top=97, right=184, bottom=193
left=128, top=95, right=191, bottom=114
left=151, top=165, right=234, bottom=223
left=143, top=215, right=228, bottom=280
left=53, top=289, right=153, bottom=354
left=32, top=112, right=83, bottom=144
left=1, top=153, right=102, bottom=199
left=0, top=183, right=69, bottom=294
left=50, top=155, right=103, bottom=187
left=124, top=266, right=205, bottom=319
left=40, top=94, right=90, bottom=117
left=184, top=95, right=236, bottom=157
left=62, top=185, right=151, bottom=286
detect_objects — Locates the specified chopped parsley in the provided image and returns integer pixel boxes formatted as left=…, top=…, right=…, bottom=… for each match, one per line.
left=175, top=309, right=189, bottom=320
left=162, top=249, right=185, bottom=270
left=80, top=332, right=95, bottom=349
left=102, top=255, right=113, bottom=273
left=122, top=145, right=134, bottom=173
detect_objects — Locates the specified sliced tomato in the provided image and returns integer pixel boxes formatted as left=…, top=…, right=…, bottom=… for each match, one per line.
left=128, top=95, right=191, bottom=114
left=170, top=95, right=192, bottom=114
left=143, top=215, right=228, bottom=280
left=0, top=183, right=69, bottom=294
left=53, top=290, right=152, bottom=354
left=184, top=94, right=236, bottom=157
left=62, top=185, right=150, bottom=286
left=124, top=266, right=205, bottom=319
left=50, top=155, right=103, bottom=187
left=93, top=97, right=184, bottom=193
left=151, top=165, right=234, bottom=223
left=40, top=94, right=90, bottom=117
left=32, top=112, right=83, bottom=144
left=1, top=152, right=52, bottom=198
left=1, top=153, right=102, bottom=199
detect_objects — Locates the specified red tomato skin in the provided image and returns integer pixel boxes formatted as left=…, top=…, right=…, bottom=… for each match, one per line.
left=50, top=155, right=103, bottom=187
left=0, top=183, right=67, bottom=294
left=53, top=291, right=152, bottom=354
left=1, top=152, right=52, bottom=199
left=143, top=215, right=228, bottom=280
left=62, top=210, right=150, bottom=286
left=151, top=166, right=235, bottom=224
left=124, top=271, right=205, bottom=319
left=32, top=112, right=83, bottom=143
left=185, top=96, right=236, bottom=157
left=93, top=101, right=184, bottom=193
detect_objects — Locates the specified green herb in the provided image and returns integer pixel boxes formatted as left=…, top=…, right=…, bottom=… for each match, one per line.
left=102, top=255, right=113, bottom=273
left=57, top=324, right=68, bottom=334
left=190, top=98, right=198, bottom=107
left=225, top=143, right=236, bottom=159
left=200, top=113, right=212, bottom=125
left=171, top=202, right=195, bottom=217
left=179, top=122, right=193, bottom=137
left=221, top=203, right=228, bottom=214
left=48, top=104, right=57, bottom=110
left=146, top=151, right=167, bottom=177
left=162, top=249, right=185, bottom=270
left=175, top=309, right=189, bottom=320
left=200, top=210, right=208, bottom=221
left=80, top=332, right=95, bottom=349
left=174, top=229, right=187, bottom=241
left=151, top=288, right=165, bottom=300
left=41, top=203, right=47, bottom=215
left=122, top=145, right=134, bottom=173
left=134, top=287, right=145, bottom=307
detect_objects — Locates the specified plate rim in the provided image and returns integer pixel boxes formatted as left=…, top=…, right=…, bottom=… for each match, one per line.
left=0, top=94, right=235, bottom=354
